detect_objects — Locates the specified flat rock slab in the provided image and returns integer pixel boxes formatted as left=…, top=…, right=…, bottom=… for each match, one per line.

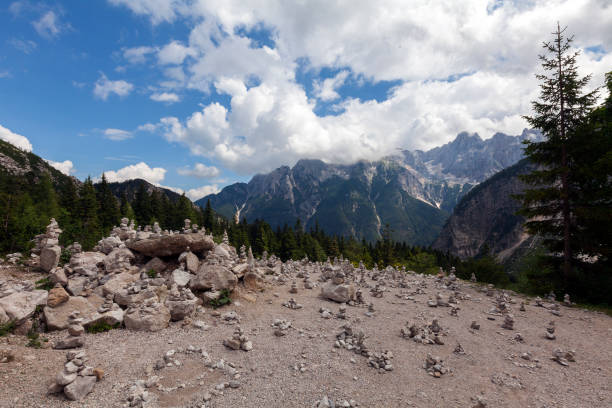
left=64, top=375, right=96, bottom=401
left=0, top=290, right=48, bottom=324
left=44, top=295, right=103, bottom=331
left=126, top=233, right=214, bottom=257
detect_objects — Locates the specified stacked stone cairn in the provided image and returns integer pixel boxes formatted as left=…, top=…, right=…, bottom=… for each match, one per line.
left=48, top=351, right=100, bottom=401
left=223, top=326, right=253, bottom=351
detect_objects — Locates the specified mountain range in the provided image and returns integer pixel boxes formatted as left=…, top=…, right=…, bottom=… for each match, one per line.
left=196, top=129, right=541, bottom=245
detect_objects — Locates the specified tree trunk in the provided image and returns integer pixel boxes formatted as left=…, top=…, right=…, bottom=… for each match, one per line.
left=561, top=144, right=571, bottom=285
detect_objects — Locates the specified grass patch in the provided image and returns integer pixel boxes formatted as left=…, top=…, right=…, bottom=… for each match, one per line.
left=86, top=322, right=120, bottom=334
left=210, top=289, right=232, bottom=309
left=0, top=321, right=16, bottom=336
left=35, top=277, right=53, bottom=291
left=59, top=248, right=71, bottom=266
left=25, top=321, right=47, bottom=348
left=573, top=303, right=612, bottom=317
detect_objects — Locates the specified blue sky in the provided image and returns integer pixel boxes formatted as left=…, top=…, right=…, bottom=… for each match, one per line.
left=0, top=0, right=610, bottom=200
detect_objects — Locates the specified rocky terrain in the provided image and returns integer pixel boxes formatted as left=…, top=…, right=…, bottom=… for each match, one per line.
left=1, top=218, right=610, bottom=408
left=197, top=129, right=541, bottom=245
left=433, top=159, right=537, bottom=260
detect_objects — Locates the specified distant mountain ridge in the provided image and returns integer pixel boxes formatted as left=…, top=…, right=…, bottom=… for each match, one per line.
left=431, top=158, right=536, bottom=259
left=98, top=179, right=183, bottom=202
left=196, top=129, right=541, bottom=245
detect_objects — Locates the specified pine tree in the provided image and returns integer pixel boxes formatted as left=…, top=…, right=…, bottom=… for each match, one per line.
left=97, top=173, right=120, bottom=234
left=517, top=24, right=599, bottom=283
left=120, top=192, right=136, bottom=221
left=203, top=199, right=214, bottom=232
left=77, top=177, right=101, bottom=249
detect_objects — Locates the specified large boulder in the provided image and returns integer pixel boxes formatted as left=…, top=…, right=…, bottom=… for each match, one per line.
left=0, top=290, right=48, bottom=324
left=142, top=257, right=167, bottom=275
left=166, top=298, right=198, bottom=321
left=96, top=236, right=122, bottom=254
left=178, top=251, right=200, bottom=273
left=40, top=245, right=61, bottom=272
left=66, top=276, right=88, bottom=296
left=49, top=267, right=68, bottom=286
left=232, top=263, right=249, bottom=279
left=190, top=264, right=237, bottom=292
left=64, top=375, right=96, bottom=401
left=124, top=301, right=170, bottom=331
left=114, top=288, right=156, bottom=307
left=127, top=233, right=214, bottom=257
left=44, top=296, right=103, bottom=331
left=243, top=268, right=266, bottom=291
left=104, top=247, right=134, bottom=273
left=321, top=282, right=356, bottom=303
left=84, top=306, right=124, bottom=328
left=102, top=271, right=139, bottom=298
left=70, top=252, right=106, bottom=277
left=0, top=307, right=8, bottom=324
left=170, top=269, right=192, bottom=287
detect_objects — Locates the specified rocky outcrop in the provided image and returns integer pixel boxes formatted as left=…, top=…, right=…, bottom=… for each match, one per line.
left=197, top=130, right=541, bottom=244
left=432, top=159, right=536, bottom=260
left=44, top=296, right=103, bottom=331
left=124, top=299, right=171, bottom=331
left=126, top=233, right=214, bottom=257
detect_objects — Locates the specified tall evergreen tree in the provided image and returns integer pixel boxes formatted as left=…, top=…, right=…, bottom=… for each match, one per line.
left=77, top=177, right=101, bottom=249
left=517, top=24, right=599, bottom=283
left=97, top=173, right=120, bottom=233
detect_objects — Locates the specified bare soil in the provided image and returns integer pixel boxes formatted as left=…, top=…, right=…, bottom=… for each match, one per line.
left=1, top=265, right=611, bottom=408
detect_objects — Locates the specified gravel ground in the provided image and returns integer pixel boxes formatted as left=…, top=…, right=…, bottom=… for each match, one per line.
left=1, top=266, right=611, bottom=408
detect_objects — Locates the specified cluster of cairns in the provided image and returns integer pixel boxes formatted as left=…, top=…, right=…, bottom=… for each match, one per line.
left=0, top=215, right=592, bottom=404
left=401, top=319, right=446, bottom=345
left=128, top=345, right=242, bottom=407
left=48, top=350, right=103, bottom=401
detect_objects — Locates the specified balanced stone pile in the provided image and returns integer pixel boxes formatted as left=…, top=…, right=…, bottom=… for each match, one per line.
left=335, top=325, right=370, bottom=356
left=367, top=350, right=394, bottom=373
left=48, top=351, right=101, bottom=401
left=53, top=311, right=84, bottom=349
left=423, top=354, right=451, bottom=378
left=223, top=326, right=253, bottom=351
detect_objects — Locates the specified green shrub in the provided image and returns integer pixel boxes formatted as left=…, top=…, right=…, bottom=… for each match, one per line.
left=0, top=321, right=16, bottom=336
left=146, top=269, right=157, bottom=278
left=59, top=248, right=71, bottom=266
left=210, top=289, right=232, bottom=308
left=35, top=277, right=53, bottom=291
left=86, top=322, right=120, bottom=334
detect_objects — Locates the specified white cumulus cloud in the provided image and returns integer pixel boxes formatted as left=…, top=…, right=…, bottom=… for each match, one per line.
left=123, top=46, right=157, bottom=64
left=102, top=162, right=167, bottom=184
left=177, top=163, right=220, bottom=179
left=313, top=70, right=350, bottom=101
left=45, top=159, right=74, bottom=175
left=104, top=128, right=133, bottom=141
left=111, top=0, right=612, bottom=176
left=185, top=184, right=219, bottom=201
left=150, top=92, right=180, bottom=103
left=33, top=11, right=68, bottom=39
left=0, top=124, right=33, bottom=151
left=94, top=73, right=134, bottom=100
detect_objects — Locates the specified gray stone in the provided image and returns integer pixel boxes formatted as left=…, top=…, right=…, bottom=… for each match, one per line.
left=127, top=233, right=214, bottom=257
left=124, top=303, right=170, bottom=332
left=102, top=272, right=139, bottom=298
left=142, top=257, right=167, bottom=275
left=63, top=375, right=96, bottom=401
left=66, top=276, right=88, bottom=296
left=70, top=252, right=105, bottom=277
left=54, top=336, right=84, bottom=349
left=0, top=290, right=48, bottom=324
left=178, top=251, right=199, bottom=273
left=49, top=267, right=68, bottom=286
left=321, top=282, right=355, bottom=303
left=44, top=296, right=102, bottom=331
left=40, top=245, right=61, bottom=272
left=56, top=370, right=78, bottom=386
left=190, top=264, right=237, bottom=292
left=104, top=247, right=134, bottom=273
left=170, top=269, right=192, bottom=287
left=166, top=298, right=198, bottom=321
